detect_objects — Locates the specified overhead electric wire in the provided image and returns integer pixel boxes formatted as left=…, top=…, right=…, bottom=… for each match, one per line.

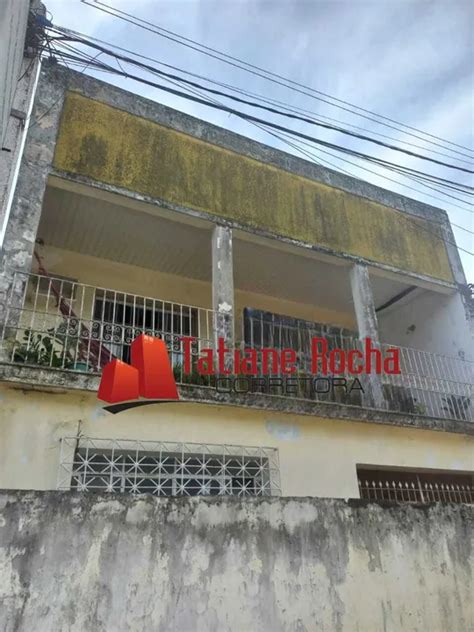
left=47, top=30, right=474, bottom=213
left=258, top=127, right=474, bottom=235
left=267, top=125, right=474, bottom=216
left=81, top=0, right=474, bottom=159
left=46, top=32, right=473, bottom=175
left=153, top=64, right=474, bottom=242
left=47, top=48, right=474, bottom=196
left=45, top=34, right=474, bottom=197
left=29, top=38, right=109, bottom=130
left=49, top=25, right=474, bottom=169
left=47, top=40, right=473, bottom=257
left=247, top=122, right=474, bottom=236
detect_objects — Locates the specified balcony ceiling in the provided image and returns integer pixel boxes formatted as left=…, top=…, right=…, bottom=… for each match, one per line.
left=39, top=184, right=415, bottom=312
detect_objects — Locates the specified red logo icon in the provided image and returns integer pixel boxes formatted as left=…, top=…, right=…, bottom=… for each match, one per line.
left=98, top=334, right=179, bottom=404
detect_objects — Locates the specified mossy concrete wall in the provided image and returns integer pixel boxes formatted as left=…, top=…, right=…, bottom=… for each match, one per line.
left=0, top=491, right=472, bottom=632
left=53, top=92, right=453, bottom=283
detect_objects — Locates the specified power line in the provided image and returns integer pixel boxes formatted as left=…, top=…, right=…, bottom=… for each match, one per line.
left=254, top=123, right=474, bottom=215
left=82, top=0, right=474, bottom=159
left=48, top=41, right=473, bottom=256
left=46, top=30, right=473, bottom=175
left=47, top=27, right=474, bottom=205
left=258, top=128, right=474, bottom=236
left=46, top=36, right=474, bottom=196
left=50, top=25, right=474, bottom=168
left=46, top=29, right=474, bottom=215
left=147, top=62, right=474, bottom=249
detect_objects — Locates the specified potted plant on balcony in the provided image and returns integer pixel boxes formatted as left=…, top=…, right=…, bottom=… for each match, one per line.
left=442, top=394, right=471, bottom=421
left=13, top=328, right=75, bottom=368
left=12, top=324, right=90, bottom=371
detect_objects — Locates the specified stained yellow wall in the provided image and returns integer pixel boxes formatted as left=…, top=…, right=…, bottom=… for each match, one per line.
left=53, top=92, right=453, bottom=283
left=0, top=384, right=471, bottom=496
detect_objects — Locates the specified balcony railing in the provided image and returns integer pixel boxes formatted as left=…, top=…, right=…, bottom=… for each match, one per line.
left=1, top=271, right=472, bottom=422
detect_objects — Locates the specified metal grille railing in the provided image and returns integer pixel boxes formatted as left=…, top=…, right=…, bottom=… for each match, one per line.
left=382, top=344, right=473, bottom=420
left=358, top=475, right=473, bottom=504
left=58, top=437, right=281, bottom=497
left=1, top=270, right=216, bottom=376
left=243, top=309, right=473, bottom=421
left=1, top=271, right=472, bottom=421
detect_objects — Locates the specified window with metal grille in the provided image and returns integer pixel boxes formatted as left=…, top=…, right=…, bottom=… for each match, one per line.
left=58, top=437, right=281, bottom=498
left=93, top=297, right=198, bottom=363
left=357, top=466, right=473, bottom=504
left=242, top=307, right=357, bottom=364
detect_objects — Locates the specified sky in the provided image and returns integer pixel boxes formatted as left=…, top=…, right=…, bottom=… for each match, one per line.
left=45, top=0, right=473, bottom=281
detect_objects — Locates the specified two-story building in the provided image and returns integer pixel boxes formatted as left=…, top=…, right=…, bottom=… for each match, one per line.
left=0, top=64, right=472, bottom=502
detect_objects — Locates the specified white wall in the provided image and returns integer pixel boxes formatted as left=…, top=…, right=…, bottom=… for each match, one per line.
left=378, top=288, right=474, bottom=361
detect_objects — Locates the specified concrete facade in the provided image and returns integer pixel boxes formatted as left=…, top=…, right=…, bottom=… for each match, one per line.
left=54, top=89, right=454, bottom=283
left=0, top=63, right=472, bottom=501
left=350, top=263, right=386, bottom=408
left=1, top=491, right=472, bottom=632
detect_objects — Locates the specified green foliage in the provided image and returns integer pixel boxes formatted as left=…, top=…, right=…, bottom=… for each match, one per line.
left=383, top=384, right=418, bottom=414
left=173, top=363, right=217, bottom=387
left=13, top=328, right=76, bottom=368
left=442, top=394, right=471, bottom=421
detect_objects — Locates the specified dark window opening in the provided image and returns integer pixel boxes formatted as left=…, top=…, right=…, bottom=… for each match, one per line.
left=93, top=297, right=198, bottom=363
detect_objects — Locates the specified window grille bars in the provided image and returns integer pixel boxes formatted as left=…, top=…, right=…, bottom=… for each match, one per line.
left=58, top=436, right=281, bottom=498
left=358, top=477, right=473, bottom=504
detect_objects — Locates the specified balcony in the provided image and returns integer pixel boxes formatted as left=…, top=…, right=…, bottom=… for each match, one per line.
left=1, top=271, right=472, bottom=423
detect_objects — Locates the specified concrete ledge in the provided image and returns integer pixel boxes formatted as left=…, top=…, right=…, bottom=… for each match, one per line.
left=1, top=362, right=472, bottom=435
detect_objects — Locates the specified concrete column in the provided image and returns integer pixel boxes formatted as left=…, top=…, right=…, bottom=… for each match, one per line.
left=349, top=264, right=386, bottom=409
left=212, top=225, right=234, bottom=363
left=0, top=65, right=65, bottom=358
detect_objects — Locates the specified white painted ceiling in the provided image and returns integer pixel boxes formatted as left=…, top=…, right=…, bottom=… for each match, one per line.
left=39, top=186, right=213, bottom=279
left=39, top=184, right=416, bottom=312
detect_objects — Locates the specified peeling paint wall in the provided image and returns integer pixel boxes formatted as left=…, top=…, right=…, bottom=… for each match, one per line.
left=0, top=491, right=472, bottom=632
left=53, top=92, right=453, bottom=283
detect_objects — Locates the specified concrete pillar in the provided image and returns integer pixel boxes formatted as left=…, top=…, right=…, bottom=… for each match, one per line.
left=0, top=65, right=65, bottom=359
left=212, top=225, right=234, bottom=364
left=349, top=264, right=386, bottom=409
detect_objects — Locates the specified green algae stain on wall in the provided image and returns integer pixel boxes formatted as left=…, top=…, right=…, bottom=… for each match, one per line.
left=53, top=92, right=453, bottom=282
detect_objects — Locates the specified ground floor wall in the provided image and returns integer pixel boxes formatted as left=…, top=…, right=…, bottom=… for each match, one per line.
left=0, top=383, right=472, bottom=496
left=0, top=491, right=472, bottom=632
